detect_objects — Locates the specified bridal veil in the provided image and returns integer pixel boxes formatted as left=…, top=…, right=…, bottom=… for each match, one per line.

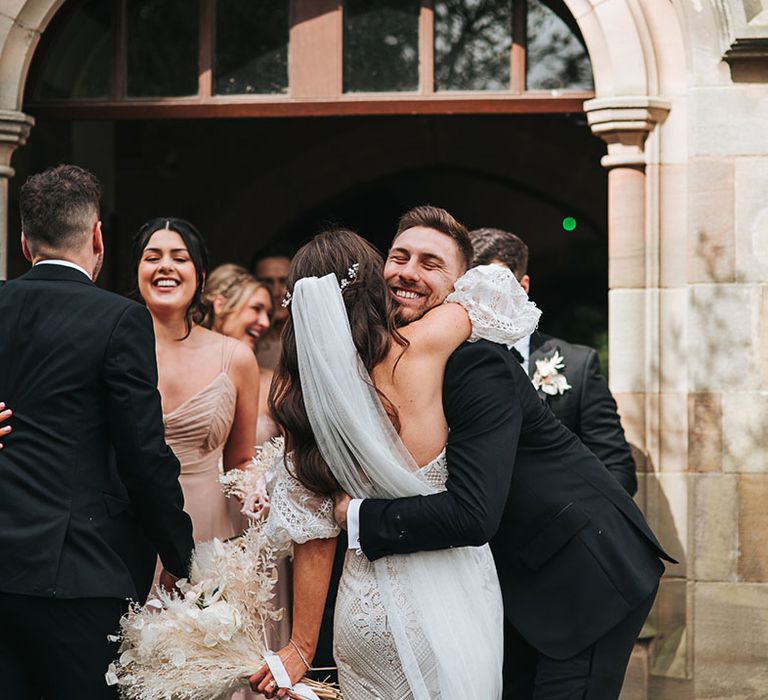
left=291, top=272, right=504, bottom=700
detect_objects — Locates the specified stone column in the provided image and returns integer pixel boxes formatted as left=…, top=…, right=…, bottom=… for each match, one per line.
left=0, top=109, right=34, bottom=278
left=585, top=97, right=686, bottom=700
left=584, top=97, right=670, bottom=456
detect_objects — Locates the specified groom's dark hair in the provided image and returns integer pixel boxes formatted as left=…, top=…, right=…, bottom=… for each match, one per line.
left=394, top=205, right=473, bottom=271
left=20, top=164, right=101, bottom=253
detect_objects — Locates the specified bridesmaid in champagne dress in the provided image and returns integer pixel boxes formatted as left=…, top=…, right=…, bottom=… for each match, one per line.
left=163, top=334, right=245, bottom=543
left=203, top=263, right=291, bottom=650
left=131, top=220, right=260, bottom=553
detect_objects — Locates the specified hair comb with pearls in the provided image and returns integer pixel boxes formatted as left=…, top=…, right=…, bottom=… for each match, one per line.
left=282, top=263, right=359, bottom=308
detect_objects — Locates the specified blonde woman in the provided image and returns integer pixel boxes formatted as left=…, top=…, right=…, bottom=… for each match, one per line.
left=203, top=263, right=290, bottom=651
left=203, top=264, right=278, bottom=445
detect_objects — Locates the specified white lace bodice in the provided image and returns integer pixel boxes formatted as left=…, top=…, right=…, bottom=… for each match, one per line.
left=263, top=452, right=339, bottom=547
left=414, top=449, right=448, bottom=489
left=445, top=263, right=540, bottom=348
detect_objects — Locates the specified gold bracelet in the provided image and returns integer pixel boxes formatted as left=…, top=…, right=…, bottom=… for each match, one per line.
left=289, top=638, right=311, bottom=670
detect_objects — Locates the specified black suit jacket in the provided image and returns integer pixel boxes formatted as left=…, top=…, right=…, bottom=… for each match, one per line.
left=0, top=264, right=194, bottom=601
left=360, top=340, right=672, bottom=660
left=528, top=332, right=637, bottom=494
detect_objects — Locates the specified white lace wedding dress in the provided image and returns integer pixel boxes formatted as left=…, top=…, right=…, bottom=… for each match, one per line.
left=263, top=265, right=540, bottom=700
left=267, top=450, right=476, bottom=698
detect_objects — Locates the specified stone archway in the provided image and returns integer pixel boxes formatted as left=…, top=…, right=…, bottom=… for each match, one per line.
left=0, top=0, right=694, bottom=695
left=0, top=0, right=65, bottom=272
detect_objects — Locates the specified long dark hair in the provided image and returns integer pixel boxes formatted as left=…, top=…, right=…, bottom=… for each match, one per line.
left=269, top=228, right=406, bottom=496
left=130, top=217, right=210, bottom=340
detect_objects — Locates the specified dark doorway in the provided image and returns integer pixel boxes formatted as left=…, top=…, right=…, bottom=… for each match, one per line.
left=10, top=112, right=607, bottom=353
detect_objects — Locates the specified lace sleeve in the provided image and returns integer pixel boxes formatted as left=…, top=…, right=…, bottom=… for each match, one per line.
left=263, top=451, right=340, bottom=548
left=445, top=264, right=541, bottom=348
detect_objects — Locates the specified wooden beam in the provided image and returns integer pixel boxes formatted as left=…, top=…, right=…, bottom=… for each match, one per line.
left=26, top=93, right=593, bottom=119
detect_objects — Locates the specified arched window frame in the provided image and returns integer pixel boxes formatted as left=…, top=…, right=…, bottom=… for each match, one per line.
left=25, top=0, right=594, bottom=119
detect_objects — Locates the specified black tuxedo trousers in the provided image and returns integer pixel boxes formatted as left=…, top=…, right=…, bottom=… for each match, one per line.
left=503, top=585, right=657, bottom=700
left=0, top=592, right=126, bottom=699
left=360, top=340, right=673, bottom=697
left=0, top=264, right=194, bottom=698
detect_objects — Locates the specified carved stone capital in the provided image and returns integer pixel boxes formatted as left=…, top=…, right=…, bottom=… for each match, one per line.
left=584, top=97, right=671, bottom=169
left=0, top=110, right=35, bottom=178
left=724, top=37, right=768, bottom=82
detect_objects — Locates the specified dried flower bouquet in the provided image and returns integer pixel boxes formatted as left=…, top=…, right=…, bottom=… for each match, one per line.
left=107, top=521, right=340, bottom=699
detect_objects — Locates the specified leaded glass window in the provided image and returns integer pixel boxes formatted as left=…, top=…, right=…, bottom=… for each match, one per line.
left=126, top=0, right=199, bottom=97
left=25, top=0, right=594, bottom=110
left=343, top=0, right=420, bottom=92
left=527, top=0, right=593, bottom=90
left=30, top=0, right=112, bottom=100
left=215, top=0, right=289, bottom=95
left=434, top=0, right=513, bottom=91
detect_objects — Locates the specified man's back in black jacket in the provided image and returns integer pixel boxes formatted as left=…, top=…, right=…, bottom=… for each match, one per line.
left=0, top=264, right=193, bottom=601
left=359, top=340, right=673, bottom=697
left=528, top=331, right=637, bottom=495
left=1, top=163, right=194, bottom=699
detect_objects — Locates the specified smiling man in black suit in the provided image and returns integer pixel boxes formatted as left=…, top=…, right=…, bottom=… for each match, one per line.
left=0, top=165, right=194, bottom=699
left=336, top=206, right=673, bottom=700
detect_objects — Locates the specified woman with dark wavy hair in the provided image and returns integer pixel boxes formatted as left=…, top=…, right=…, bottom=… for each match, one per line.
left=249, top=228, right=539, bottom=699
left=131, top=218, right=260, bottom=556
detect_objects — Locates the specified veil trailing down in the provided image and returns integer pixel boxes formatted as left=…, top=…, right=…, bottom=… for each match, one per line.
left=274, top=264, right=538, bottom=699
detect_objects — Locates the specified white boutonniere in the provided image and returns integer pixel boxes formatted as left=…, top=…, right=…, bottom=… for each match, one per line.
left=532, top=351, right=572, bottom=396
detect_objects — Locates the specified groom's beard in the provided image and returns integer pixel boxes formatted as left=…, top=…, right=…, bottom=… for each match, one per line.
left=394, top=307, right=413, bottom=327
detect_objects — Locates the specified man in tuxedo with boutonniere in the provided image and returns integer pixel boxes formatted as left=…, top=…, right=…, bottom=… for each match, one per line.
left=0, top=165, right=194, bottom=699
left=335, top=206, right=674, bottom=700
left=470, top=227, right=638, bottom=496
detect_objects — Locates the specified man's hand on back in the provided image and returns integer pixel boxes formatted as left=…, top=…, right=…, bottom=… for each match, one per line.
left=0, top=402, right=12, bottom=448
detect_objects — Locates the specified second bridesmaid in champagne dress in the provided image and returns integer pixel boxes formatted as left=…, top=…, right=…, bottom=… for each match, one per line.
left=203, top=263, right=291, bottom=650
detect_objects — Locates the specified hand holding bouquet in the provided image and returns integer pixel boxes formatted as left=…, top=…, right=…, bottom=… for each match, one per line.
left=106, top=522, right=338, bottom=699
left=220, top=438, right=285, bottom=520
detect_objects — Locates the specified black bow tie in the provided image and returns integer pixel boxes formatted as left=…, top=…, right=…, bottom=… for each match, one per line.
left=510, top=347, right=524, bottom=364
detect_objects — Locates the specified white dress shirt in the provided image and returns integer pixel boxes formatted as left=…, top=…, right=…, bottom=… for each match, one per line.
left=35, top=259, right=92, bottom=280
left=346, top=499, right=363, bottom=551
left=514, top=334, right=531, bottom=375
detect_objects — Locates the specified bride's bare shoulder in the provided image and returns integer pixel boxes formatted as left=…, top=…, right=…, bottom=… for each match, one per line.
left=399, top=302, right=471, bottom=355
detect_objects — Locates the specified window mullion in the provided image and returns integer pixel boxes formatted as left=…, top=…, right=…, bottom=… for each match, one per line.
left=112, top=0, right=126, bottom=99
left=199, top=0, right=214, bottom=98
left=289, top=0, right=342, bottom=98
left=419, top=0, right=434, bottom=94
left=512, top=0, right=527, bottom=93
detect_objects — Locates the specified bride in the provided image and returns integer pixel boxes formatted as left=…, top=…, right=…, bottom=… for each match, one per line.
left=249, top=228, right=539, bottom=699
